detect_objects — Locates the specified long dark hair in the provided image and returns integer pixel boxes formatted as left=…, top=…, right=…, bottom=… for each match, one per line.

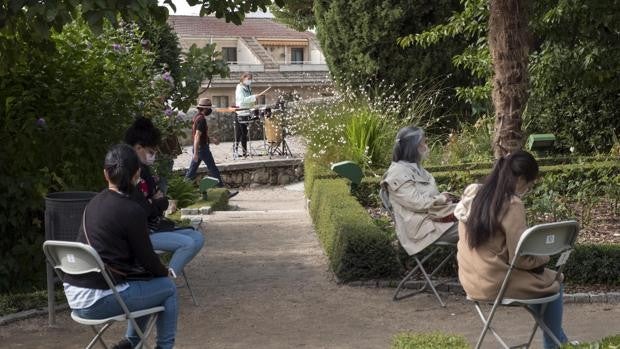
left=392, top=126, right=424, bottom=164
left=104, top=144, right=140, bottom=193
left=465, top=150, right=539, bottom=249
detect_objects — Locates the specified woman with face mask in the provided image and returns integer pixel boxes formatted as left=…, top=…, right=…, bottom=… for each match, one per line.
left=125, top=117, right=205, bottom=281
left=380, top=126, right=459, bottom=256
left=234, top=72, right=267, bottom=157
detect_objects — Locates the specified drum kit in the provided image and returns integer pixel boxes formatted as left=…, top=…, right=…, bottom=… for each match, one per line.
left=215, top=101, right=292, bottom=160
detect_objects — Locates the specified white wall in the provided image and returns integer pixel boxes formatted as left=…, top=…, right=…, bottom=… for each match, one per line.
left=237, top=39, right=262, bottom=64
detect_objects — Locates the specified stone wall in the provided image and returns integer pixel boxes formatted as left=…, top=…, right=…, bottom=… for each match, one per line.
left=181, top=111, right=269, bottom=145
left=194, top=158, right=304, bottom=188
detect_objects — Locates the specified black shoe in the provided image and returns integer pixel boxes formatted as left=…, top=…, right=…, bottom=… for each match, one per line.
left=112, top=339, right=132, bottom=349
left=227, top=190, right=239, bottom=199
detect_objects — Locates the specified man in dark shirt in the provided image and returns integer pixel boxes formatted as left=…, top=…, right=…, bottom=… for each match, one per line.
left=185, top=98, right=237, bottom=198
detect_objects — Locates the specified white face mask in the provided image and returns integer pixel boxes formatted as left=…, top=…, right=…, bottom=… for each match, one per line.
left=243, top=79, right=252, bottom=87
left=144, top=152, right=156, bottom=166
left=418, top=144, right=429, bottom=160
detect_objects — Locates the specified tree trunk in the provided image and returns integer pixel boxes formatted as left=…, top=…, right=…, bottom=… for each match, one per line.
left=489, top=0, right=529, bottom=158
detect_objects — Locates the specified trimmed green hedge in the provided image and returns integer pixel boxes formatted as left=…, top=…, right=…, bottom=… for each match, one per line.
left=309, top=178, right=400, bottom=281
left=303, top=158, right=336, bottom=198
left=559, top=244, right=620, bottom=286
left=391, top=332, right=469, bottom=349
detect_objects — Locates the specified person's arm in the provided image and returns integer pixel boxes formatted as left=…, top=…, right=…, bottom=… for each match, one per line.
left=388, top=179, right=449, bottom=212
left=504, top=200, right=550, bottom=270
left=126, top=210, right=168, bottom=277
left=193, top=129, right=201, bottom=161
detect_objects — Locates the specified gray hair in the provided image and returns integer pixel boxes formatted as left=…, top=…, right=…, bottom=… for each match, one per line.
left=392, top=126, right=425, bottom=164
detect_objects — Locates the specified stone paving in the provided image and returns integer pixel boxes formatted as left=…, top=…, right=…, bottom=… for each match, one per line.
left=1, top=185, right=618, bottom=348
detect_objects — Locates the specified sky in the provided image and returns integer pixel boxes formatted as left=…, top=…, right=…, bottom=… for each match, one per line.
left=159, top=1, right=274, bottom=17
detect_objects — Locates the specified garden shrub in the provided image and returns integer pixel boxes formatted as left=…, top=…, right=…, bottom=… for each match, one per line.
left=303, top=157, right=337, bottom=198
left=167, top=175, right=200, bottom=208
left=391, top=332, right=470, bottom=349
left=559, top=244, right=620, bottom=286
left=309, top=179, right=400, bottom=281
left=0, top=20, right=155, bottom=293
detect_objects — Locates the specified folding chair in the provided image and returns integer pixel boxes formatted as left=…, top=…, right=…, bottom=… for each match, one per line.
left=154, top=250, right=198, bottom=306
left=469, top=220, right=579, bottom=349
left=43, top=241, right=164, bottom=349
left=379, top=187, right=456, bottom=306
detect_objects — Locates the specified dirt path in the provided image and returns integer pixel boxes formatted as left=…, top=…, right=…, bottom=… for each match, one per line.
left=1, top=185, right=619, bottom=348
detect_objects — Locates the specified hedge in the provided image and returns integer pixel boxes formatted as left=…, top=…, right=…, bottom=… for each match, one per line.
left=309, top=178, right=400, bottom=281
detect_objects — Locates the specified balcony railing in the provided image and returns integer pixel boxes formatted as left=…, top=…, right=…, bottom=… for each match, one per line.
left=228, top=64, right=265, bottom=72
left=279, top=63, right=329, bottom=72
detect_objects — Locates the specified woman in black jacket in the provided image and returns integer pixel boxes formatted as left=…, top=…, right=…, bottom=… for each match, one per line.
left=63, top=144, right=178, bottom=349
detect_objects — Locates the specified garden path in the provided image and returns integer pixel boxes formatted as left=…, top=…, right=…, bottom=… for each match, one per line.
left=1, top=185, right=618, bottom=348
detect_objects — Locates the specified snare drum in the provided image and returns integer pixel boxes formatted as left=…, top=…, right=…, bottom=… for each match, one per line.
left=264, top=115, right=283, bottom=144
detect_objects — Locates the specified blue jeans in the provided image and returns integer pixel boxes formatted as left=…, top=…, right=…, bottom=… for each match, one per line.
left=73, top=277, right=177, bottom=349
left=185, top=145, right=223, bottom=185
left=529, top=285, right=568, bottom=349
left=150, top=228, right=205, bottom=275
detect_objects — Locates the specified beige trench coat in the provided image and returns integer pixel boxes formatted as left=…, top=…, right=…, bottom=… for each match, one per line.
left=381, top=161, right=455, bottom=255
left=455, top=184, right=560, bottom=300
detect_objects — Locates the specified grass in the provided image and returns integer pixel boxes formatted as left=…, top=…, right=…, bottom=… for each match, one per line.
left=391, top=332, right=470, bottom=349
left=167, top=187, right=229, bottom=224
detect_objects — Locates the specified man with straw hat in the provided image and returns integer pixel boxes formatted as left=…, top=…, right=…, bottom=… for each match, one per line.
left=186, top=98, right=238, bottom=198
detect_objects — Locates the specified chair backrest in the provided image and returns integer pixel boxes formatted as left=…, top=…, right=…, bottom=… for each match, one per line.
left=330, top=161, right=363, bottom=186
left=512, top=220, right=579, bottom=263
left=43, top=240, right=104, bottom=276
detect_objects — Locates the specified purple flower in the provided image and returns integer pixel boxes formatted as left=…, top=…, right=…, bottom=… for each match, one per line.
left=111, top=43, right=122, bottom=52
left=164, top=108, right=173, bottom=117
left=36, top=117, right=46, bottom=128
left=162, top=72, right=172, bottom=82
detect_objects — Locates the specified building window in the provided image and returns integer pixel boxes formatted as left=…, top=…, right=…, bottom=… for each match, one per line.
left=257, top=95, right=266, bottom=105
left=222, top=47, right=237, bottom=63
left=291, top=47, right=304, bottom=64
left=212, top=96, right=229, bottom=108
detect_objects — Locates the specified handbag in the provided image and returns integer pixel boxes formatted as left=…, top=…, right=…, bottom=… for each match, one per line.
left=82, top=209, right=154, bottom=282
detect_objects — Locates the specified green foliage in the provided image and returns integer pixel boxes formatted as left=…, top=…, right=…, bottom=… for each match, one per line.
left=271, top=0, right=316, bottom=31
left=391, top=332, right=470, bottom=349
left=138, top=17, right=182, bottom=83
left=562, top=335, right=620, bottom=349
left=291, top=83, right=457, bottom=172
left=167, top=176, right=200, bottom=208
left=0, top=290, right=65, bottom=317
left=313, top=0, right=471, bottom=111
left=0, top=19, right=156, bottom=293
left=172, top=43, right=230, bottom=113
left=408, top=0, right=620, bottom=153
left=559, top=244, right=620, bottom=286
left=309, top=179, right=400, bottom=281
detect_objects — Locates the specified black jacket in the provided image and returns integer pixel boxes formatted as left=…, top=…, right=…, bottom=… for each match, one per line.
left=63, top=189, right=168, bottom=289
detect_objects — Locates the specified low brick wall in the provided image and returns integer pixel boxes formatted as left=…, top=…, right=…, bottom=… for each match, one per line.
left=193, top=158, right=304, bottom=188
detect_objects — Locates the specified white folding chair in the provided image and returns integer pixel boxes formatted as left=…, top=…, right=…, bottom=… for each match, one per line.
left=469, top=220, right=579, bottom=349
left=154, top=250, right=198, bottom=306
left=379, top=187, right=456, bottom=307
left=43, top=241, right=164, bottom=349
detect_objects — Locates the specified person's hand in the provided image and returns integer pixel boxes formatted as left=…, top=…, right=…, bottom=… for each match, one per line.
left=153, top=190, right=164, bottom=200
left=192, top=153, right=199, bottom=162
left=211, top=137, right=220, bottom=145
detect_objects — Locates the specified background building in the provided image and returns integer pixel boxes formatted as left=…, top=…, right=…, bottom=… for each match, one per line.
left=168, top=15, right=332, bottom=109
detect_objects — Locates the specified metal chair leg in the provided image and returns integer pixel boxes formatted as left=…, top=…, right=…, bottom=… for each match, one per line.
left=86, top=323, right=112, bottom=349
left=183, top=270, right=198, bottom=306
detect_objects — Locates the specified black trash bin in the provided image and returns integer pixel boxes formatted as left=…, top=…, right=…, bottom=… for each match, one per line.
left=44, top=191, right=96, bottom=326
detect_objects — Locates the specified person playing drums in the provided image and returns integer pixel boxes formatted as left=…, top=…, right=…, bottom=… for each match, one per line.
left=234, top=72, right=268, bottom=157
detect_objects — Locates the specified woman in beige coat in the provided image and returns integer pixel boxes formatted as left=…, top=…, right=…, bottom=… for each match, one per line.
left=381, top=126, right=459, bottom=256
left=454, top=150, right=571, bottom=349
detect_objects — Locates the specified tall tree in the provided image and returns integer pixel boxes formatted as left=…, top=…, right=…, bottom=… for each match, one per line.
left=313, top=0, right=468, bottom=93
left=488, top=0, right=530, bottom=157
left=271, top=0, right=315, bottom=31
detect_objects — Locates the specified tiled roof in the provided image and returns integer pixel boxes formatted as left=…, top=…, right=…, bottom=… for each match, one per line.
left=168, top=15, right=314, bottom=40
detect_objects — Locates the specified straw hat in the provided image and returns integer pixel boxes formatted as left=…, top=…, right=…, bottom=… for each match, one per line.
left=197, top=98, right=212, bottom=109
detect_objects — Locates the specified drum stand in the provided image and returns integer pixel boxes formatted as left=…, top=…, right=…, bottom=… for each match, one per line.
left=232, top=117, right=268, bottom=160
left=267, top=126, right=293, bottom=158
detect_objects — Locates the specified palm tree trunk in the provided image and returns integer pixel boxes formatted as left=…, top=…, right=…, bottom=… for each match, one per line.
left=489, top=0, right=529, bottom=158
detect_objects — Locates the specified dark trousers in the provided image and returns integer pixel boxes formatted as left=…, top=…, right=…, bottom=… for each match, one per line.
left=235, top=121, right=248, bottom=155
left=185, top=145, right=223, bottom=186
